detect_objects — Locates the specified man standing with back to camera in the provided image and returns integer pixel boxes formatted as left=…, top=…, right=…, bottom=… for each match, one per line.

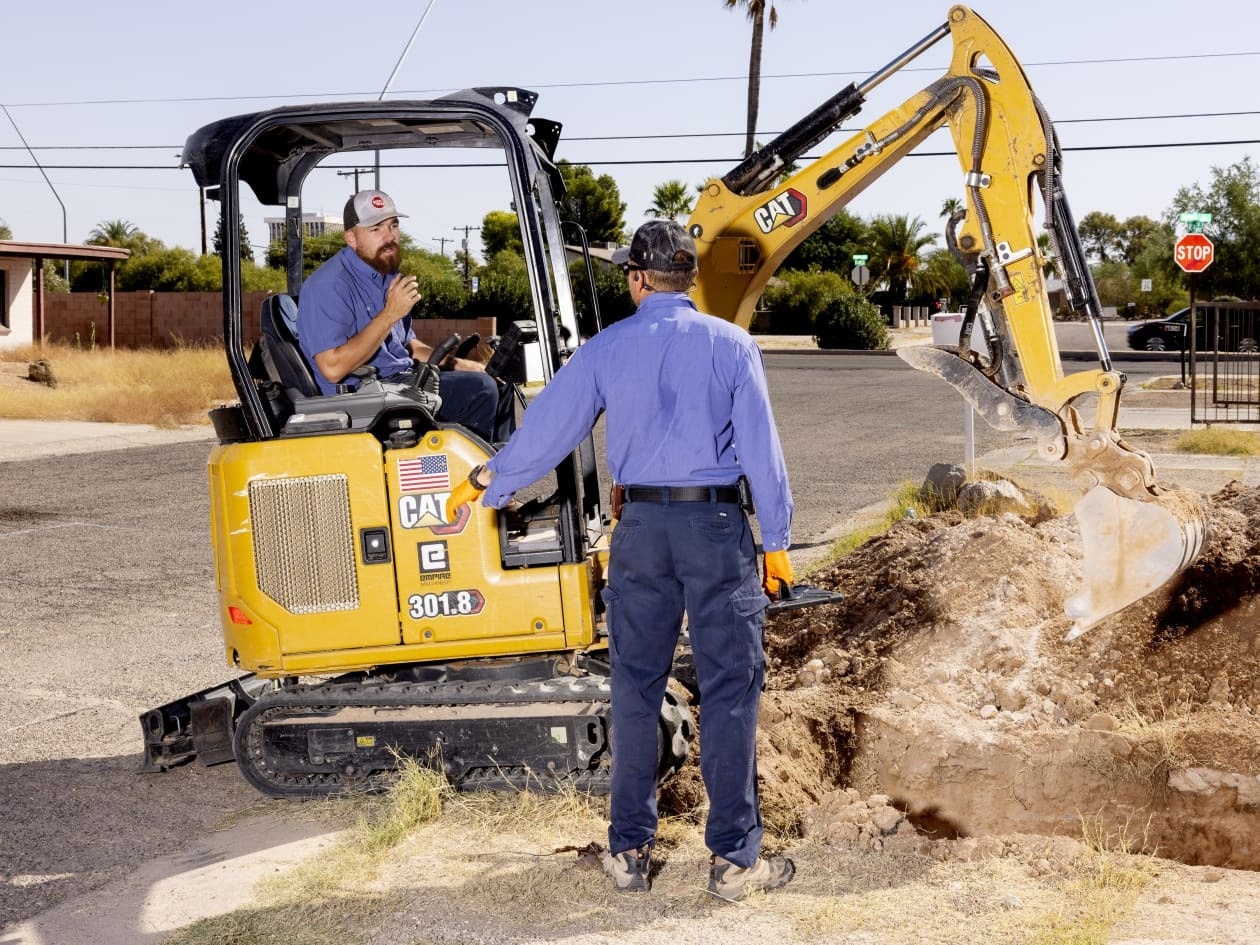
left=297, top=189, right=513, bottom=443
left=446, top=219, right=797, bottom=901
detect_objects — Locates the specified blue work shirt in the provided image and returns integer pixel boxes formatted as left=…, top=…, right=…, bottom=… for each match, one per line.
left=297, top=246, right=412, bottom=394
left=483, top=292, right=793, bottom=551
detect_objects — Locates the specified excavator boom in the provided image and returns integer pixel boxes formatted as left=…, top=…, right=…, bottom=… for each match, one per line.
left=688, top=5, right=1205, bottom=637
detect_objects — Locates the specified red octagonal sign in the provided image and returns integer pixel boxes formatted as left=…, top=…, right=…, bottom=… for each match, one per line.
left=1174, top=232, right=1215, bottom=273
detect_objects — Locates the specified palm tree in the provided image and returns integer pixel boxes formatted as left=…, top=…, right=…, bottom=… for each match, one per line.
left=939, top=196, right=964, bottom=220
left=725, top=0, right=780, bottom=158
left=868, top=213, right=938, bottom=303
left=646, top=180, right=695, bottom=221
left=87, top=219, right=139, bottom=246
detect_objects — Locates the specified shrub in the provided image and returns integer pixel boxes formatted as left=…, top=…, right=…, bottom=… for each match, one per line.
left=813, top=294, right=890, bottom=350
left=761, top=268, right=853, bottom=334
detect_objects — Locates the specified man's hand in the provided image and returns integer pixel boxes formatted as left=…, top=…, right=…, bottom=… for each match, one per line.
left=384, top=273, right=421, bottom=322
left=762, top=549, right=794, bottom=598
left=445, top=478, right=484, bottom=523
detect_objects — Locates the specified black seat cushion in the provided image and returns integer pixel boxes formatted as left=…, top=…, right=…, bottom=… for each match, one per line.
left=259, top=294, right=321, bottom=400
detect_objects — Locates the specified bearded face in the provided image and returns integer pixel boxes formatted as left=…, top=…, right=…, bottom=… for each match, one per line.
left=347, top=219, right=402, bottom=275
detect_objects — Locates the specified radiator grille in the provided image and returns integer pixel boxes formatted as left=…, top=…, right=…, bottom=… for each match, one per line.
left=249, top=474, right=359, bottom=613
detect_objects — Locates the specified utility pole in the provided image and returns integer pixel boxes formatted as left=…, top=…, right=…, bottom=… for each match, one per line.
left=432, top=236, right=452, bottom=256
left=453, top=224, right=480, bottom=290
left=337, top=168, right=372, bottom=193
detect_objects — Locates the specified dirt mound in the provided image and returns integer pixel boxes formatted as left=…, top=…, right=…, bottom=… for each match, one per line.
left=743, top=477, right=1260, bottom=868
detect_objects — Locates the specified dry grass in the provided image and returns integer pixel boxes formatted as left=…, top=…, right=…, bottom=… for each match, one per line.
left=153, top=765, right=1185, bottom=945
left=0, top=342, right=234, bottom=428
left=162, top=758, right=449, bottom=945
left=1175, top=427, right=1260, bottom=456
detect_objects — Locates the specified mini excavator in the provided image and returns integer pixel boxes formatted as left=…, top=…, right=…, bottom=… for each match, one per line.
left=141, top=6, right=1205, bottom=797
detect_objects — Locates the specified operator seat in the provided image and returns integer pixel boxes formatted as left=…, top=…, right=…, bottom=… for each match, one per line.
left=259, top=294, right=321, bottom=401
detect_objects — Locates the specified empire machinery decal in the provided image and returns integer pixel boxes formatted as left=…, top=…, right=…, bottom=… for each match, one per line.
left=753, top=188, right=808, bottom=234
left=417, top=539, right=451, bottom=584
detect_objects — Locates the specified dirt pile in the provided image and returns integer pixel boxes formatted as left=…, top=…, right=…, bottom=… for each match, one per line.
left=750, top=475, right=1260, bottom=869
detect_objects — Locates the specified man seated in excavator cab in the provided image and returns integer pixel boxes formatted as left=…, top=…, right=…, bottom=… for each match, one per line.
left=297, top=188, right=516, bottom=444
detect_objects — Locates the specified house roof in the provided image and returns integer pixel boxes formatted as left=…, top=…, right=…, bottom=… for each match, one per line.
left=0, top=240, right=130, bottom=262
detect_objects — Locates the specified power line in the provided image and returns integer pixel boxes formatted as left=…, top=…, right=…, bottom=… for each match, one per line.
left=6, top=109, right=1260, bottom=154
left=3, top=49, right=1259, bottom=110
left=4, top=135, right=1260, bottom=174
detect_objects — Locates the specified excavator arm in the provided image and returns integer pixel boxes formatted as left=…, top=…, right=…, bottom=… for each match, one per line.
left=688, top=5, right=1205, bottom=638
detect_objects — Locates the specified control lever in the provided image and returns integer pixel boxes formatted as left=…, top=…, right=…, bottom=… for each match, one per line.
left=410, top=332, right=462, bottom=402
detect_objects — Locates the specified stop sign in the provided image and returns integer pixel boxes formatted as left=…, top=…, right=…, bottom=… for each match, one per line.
left=1174, top=232, right=1215, bottom=273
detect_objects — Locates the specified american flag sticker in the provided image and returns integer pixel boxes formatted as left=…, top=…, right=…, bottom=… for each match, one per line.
left=398, top=454, right=450, bottom=493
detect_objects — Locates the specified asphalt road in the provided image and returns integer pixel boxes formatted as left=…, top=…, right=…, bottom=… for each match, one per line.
left=0, top=345, right=1182, bottom=931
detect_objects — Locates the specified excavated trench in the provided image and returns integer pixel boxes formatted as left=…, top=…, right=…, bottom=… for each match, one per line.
left=667, top=480, right=1260, bottom=870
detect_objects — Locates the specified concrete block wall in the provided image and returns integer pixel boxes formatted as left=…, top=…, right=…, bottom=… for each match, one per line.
left=41, top=292, right=495, bottom=351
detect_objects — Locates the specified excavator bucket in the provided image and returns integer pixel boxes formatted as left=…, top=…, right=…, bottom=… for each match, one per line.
left=1063, top=486, right=1207, bottom=641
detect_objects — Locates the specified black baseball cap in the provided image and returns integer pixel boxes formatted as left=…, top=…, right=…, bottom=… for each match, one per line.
left=612, top=220, right=697, bottom=272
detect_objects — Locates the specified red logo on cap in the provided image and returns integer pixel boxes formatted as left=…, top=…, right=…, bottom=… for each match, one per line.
left=371, top=196, right=385, bottom=209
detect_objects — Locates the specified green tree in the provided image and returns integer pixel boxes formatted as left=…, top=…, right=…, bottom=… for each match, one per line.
left=212, top=212, right=255, bottom=263
left=1078, top=211, right=1123, bottom=263
left=556, top=161, right=626, bottom=245
left=781, top=209, right=868, bottom=274
left=469, top=250, right=532, bottom=321
left=1167, top=156, right=1260, bottom=299
left=939, top=196, right=964, bottom=220
left=1119, top=215, right=1165, bottom=266
left=1091, top=259, right=1137, bottom=310
left=0, top=218, right=11, bottom=239
left=74, top=221, right=164, bottom=291
left=912, top=249, right=968, bottom=307
left=724, top=0, right=781, bottom=158
left=401, top=246, right=468, bottom=317
left=868, top=213, right=937, bottom=304
left=481, top=210, right=523, bottom=257
left=646, top=180, right=694, bottom=221
left=87, top=219, right=156, bottom=256
left=266, top=229, right=345, bottom=275
left=569, top=259, right=635, bottom=331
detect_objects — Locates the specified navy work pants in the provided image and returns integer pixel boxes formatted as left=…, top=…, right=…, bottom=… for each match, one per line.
left=601, top=496, right=769, bottom=868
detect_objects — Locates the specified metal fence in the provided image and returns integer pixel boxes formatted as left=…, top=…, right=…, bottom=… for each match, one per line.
left=1190, top=301, right=1260, bottom=424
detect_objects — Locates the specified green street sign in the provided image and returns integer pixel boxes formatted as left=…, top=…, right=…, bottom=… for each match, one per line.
left=1179, top=211, right=1213, bottom=233
left=852, top=254, right=869, bottom=265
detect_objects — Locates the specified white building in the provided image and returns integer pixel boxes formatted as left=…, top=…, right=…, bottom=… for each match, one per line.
left=263, top=213, right=343, bottom=245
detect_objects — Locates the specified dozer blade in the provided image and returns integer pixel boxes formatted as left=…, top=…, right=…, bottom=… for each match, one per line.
left=1063, top=486, right=1207, bottom=640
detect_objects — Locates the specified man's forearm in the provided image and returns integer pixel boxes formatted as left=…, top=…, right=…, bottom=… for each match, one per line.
left=314, top=311, right=397, bottom=383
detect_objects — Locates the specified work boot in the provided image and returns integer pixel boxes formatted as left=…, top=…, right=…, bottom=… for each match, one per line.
left=707, top=854, right=795, bottom=901
left=601, top=842, right=652, bottom=893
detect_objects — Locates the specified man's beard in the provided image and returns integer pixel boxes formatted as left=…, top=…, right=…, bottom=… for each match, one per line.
left=357, top=242, right=400, bottom=275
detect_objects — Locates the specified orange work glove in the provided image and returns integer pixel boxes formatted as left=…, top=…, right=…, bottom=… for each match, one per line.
left=762, top=549, right=794, bottom=598
left=445, top=477, right=484, bottom=523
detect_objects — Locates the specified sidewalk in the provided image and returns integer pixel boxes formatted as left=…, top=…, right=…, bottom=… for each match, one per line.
left=0, top=419, right=213, bottom=464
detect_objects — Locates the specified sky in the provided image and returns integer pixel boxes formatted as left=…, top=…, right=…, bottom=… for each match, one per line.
left=2, top=0, right=1259, bottom=264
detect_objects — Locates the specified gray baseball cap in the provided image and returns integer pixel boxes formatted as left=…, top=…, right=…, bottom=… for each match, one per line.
left=611, top=220, right=697, bottom=272
left=343, top=190, right=408, bottom=229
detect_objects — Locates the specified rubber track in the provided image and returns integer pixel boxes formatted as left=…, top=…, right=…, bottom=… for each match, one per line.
left=234, top=674, right=615, bottom=798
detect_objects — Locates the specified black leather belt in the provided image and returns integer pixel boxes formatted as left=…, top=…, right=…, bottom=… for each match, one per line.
left=623, top=485, right=741, bottom=504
